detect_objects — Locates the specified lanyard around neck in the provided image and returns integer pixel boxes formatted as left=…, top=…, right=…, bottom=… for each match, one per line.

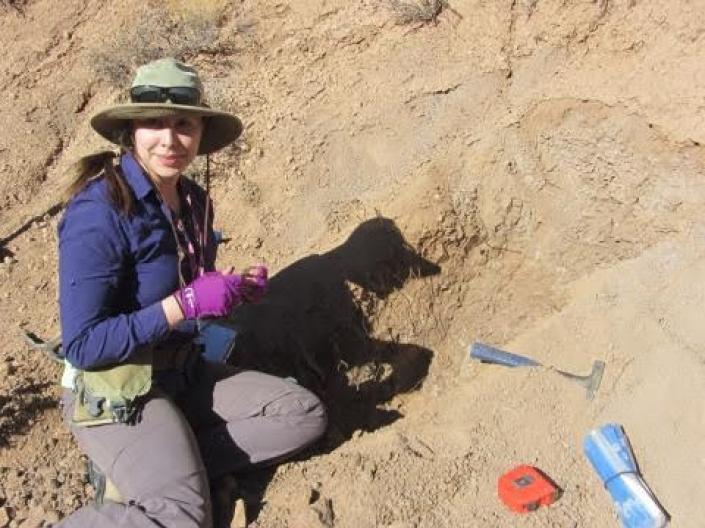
left=156, top=181, right=208, bottom=288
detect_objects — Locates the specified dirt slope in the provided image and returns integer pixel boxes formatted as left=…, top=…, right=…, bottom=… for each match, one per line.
left=1, top=0, right=704, bottom=526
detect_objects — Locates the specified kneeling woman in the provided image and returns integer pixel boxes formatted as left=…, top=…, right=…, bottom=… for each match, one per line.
left=56, top=58, right=326, bottom=527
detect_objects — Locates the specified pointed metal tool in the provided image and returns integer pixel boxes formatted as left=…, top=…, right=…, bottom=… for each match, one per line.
left=469, top=342, right=605, bottom=400
left=551, top=360, right=605, bottom=400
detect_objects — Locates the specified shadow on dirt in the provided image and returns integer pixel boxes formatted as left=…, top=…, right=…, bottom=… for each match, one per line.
left=225, top=217, right=440, bottom=522
left=228, top=216, right=440, bottom=441
left=0, top=382, right=58, bottom=448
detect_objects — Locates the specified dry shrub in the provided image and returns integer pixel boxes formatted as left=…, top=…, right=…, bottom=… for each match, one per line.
left=387, top=0, right=448, bottom=24
left=89, top=3, right=224, bottom=87
left=0, top=0, right=27, bottom=12
left=164, top=0, right=230, bottom=21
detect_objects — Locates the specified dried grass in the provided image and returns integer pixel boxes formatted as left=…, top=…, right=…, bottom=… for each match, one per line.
left=163, top=0, right=230, bottom=20
left=88, top=4, right=223, bottom=87
left=0, top=0, right=26, bottom=13
left=387, top=0, right=448, bottom=25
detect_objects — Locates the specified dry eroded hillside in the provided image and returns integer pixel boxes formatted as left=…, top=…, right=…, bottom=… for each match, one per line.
left=1, top=1, right=704, bottom=526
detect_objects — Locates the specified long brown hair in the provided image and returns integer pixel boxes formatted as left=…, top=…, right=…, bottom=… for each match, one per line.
left=64, top=130, right=135, bottom=214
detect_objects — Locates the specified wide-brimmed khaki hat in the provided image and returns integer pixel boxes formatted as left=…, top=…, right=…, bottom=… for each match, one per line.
left=90, top=58, right=242, bottom=155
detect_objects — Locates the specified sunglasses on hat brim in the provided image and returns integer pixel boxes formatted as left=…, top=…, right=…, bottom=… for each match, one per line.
left=130, top=85, right=201, bottom=106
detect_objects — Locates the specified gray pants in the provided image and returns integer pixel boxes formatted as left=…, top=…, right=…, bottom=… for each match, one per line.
left=56, top=361, right=327, bottom=527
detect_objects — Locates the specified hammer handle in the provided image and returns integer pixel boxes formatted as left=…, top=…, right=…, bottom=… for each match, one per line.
left=469, top=342, right=541, bottom=367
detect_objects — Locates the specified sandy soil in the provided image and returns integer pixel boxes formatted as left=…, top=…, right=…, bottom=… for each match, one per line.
left=1, top=0, right=704, bottom=526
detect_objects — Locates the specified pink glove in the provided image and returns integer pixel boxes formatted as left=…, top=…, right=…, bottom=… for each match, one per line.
left=241, top=265, right=268, bottom=304
left=174, top=271, right=243, bottom=320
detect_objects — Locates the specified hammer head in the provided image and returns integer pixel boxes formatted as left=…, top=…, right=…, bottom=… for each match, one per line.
left=555, top=360, right=606, bottom=399
left=585, top=360, right=605, bottom=400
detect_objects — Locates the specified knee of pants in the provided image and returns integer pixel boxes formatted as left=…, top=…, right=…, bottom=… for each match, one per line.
left=137, top=484, right=212, bottom=528
left=57, top=488, right=212, bottom=528
left=109, top=460, right=212, bottom=526
left=279, top=385, right=328, bottom=440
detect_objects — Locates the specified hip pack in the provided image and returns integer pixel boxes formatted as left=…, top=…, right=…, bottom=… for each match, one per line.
left=70, top=348, right=153, bottom=427
left=28, top=326, right=236, bottom=426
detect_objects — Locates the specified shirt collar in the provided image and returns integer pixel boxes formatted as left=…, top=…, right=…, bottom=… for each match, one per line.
left=120, top=152, right=155, bottom=201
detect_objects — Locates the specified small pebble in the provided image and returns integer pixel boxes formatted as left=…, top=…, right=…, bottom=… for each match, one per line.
left=44, top=510, right=60, bottom=524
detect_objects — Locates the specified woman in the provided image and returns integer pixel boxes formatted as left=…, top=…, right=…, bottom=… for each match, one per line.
left=56, top=58, right=327, bottom=527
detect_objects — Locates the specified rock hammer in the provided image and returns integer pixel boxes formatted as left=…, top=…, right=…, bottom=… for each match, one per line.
left=470, top=342, right=605, bottom=400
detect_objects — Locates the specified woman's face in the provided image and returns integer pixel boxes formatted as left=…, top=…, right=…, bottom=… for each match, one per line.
left=132, top=114, right=203, bottom=182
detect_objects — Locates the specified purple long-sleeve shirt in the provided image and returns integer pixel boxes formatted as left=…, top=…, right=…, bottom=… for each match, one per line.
left=58, top=153, right=216, bottom=369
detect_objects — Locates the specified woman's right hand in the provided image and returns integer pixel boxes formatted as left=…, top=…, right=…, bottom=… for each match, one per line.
left=173, top=271, right=243, bottom=320
left=222, top=264, right=268, bottom=304
left=241, top=264, right=268, bottom=304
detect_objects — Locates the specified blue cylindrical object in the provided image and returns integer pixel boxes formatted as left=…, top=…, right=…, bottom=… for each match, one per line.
left=469, top=342, right=541, bottom=367
left=584, top=423, right=638, bottom=481
left=583, top=424, right=668, bottom=528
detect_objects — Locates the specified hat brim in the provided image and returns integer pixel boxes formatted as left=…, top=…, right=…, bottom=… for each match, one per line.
left=90, top=103, right=243, bottom=155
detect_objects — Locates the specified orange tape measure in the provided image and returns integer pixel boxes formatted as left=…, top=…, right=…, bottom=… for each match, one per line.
left=498, top=465, right=560, bottom=513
